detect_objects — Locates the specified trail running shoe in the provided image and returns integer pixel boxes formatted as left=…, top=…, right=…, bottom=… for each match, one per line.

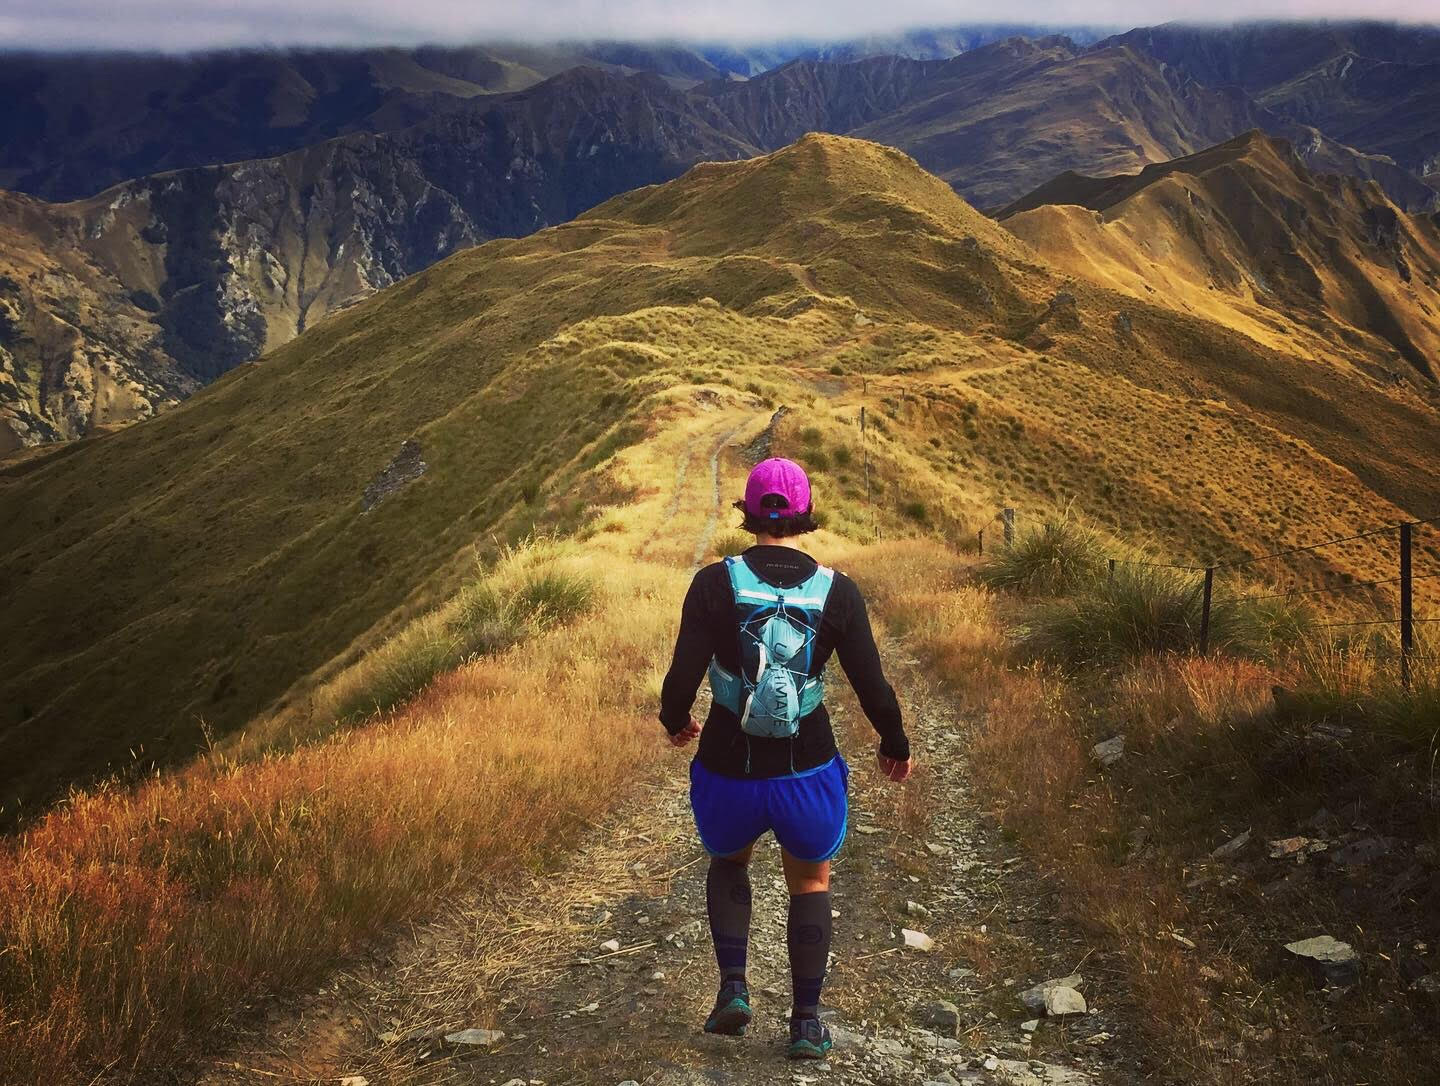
left=703, top=979, right=752, bottom=1035
left=787, top=1015, right=833, bottom=1060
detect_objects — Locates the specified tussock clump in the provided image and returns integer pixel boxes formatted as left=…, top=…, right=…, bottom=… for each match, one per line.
left=327, top=540, right=596, bottom=728
left=509, top=568, right=597, bottom=626
left=333, top=620, right=458, bottom=726
left=712, top=529, right=753, bottom=558
left=1018, top=563, right=1312, bottom=667
left=976, top=516, right=1107, bottom=595
left=1280, top=638, right=1440, bottom=748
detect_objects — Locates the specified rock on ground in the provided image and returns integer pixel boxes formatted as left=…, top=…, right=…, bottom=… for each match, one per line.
left=1019, top=974, right=1084, bottom=1013
left=362, top=439, right=427, bottom=511
left=1285, top=935, right=1360, bottom=986
left=1044, top=986, right=1089, bottom=1017
left=1090, top=736, right=1125, bottom=768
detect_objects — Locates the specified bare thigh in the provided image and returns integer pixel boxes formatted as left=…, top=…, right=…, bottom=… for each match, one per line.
left=719, top=842, right=829, bottom=894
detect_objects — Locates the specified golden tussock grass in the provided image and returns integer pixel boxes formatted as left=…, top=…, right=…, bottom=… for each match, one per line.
left=858, top=536, right=1440, bottom=1083
left=960, top=661, right=1272, bottom=1076
left=837, top=538, right=1008, bottom=714
left=228, top=538, right=600, bottom=759
left=0, top=546, right=682, bottom=1083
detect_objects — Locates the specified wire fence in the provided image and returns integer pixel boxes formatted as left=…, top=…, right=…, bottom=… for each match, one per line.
left=981, top=509, right=1440, bottom=690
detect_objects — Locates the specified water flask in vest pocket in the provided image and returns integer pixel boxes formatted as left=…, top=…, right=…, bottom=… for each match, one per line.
left=742, top=615, right=807, bottom=738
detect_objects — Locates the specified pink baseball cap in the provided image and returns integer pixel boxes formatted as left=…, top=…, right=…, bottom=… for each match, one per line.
left=743, top=458, right=812, bottom=519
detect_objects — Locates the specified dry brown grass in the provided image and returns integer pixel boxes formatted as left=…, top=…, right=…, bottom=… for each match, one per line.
left=837, top=538, right=1008, bottom=713
left=861, top=537, right=1440, bottom=1085
left=0, top=551, right=683, bottom=1083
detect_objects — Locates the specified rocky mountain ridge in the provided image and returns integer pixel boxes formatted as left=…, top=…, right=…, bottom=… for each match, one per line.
left=1104, top=21, right=1440, bottom=183
left=0, top=42, right=745, bottom=202
left=1002, top=130, right=1440, bottom=385
left=0, top=67, right=757, bottom=444
left=5, top=28, right=1439, bottom=448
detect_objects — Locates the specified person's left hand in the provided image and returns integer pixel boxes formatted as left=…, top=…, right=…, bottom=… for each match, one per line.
left=876, top=748, right=913, bottom=782
left=668, top=716, right=701, bottom=747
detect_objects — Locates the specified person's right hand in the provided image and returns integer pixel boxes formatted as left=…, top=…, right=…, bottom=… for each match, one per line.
left=876, top=748, right=913, bottom=782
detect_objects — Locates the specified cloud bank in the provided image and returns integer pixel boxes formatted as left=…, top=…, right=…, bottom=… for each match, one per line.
left=0, top=0, right=1436, bottom=52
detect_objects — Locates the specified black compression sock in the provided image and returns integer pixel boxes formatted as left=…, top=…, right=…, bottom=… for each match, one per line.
left=706, top=857, right=751, bottom=984
left=787, top=889, right=832, bottom=1019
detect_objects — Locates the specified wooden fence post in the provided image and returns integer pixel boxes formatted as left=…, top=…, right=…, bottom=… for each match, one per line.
left=1199, top=566, right=1215, bottom=655
left=860, top=404, right=875, bottom=540
left=1002, top=507, right=1016, bottom=547
left=1400, top=522, right=1414, bottom=691
left=1108, top=558, right=1116, bottom=583
left=977, top=528, right=984, bottom=556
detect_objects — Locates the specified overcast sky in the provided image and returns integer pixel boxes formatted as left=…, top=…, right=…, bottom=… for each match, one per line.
left=0, top=0, right=1436, bottom=52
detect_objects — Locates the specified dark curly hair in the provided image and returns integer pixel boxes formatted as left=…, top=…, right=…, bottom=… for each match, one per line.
left=733, top=498, right=819, bottom=537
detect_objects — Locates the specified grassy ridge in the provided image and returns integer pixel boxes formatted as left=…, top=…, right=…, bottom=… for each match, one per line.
left=6, top=132, right=1438, bottom=821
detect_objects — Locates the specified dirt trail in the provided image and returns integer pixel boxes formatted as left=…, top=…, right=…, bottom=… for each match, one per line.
left=197, top=412, right=1144, bottom=1086
left=691, top=423, right=745, bottom=570
left=198, top=662, right=1141, bottom=1086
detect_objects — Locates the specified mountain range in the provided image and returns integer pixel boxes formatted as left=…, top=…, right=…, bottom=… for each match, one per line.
left=2, top=21, right=1438, bottom=453
left=2, top=131, right=1437, bottom=819
left=0, top=26, right=1112, bottom=201
left=1104, top=21, right=1440, bottom=181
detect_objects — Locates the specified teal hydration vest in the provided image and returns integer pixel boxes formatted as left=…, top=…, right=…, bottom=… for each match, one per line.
left=708, top=555, right=836, bottom=740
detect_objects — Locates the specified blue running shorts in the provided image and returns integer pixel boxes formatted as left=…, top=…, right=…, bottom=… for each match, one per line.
left=689, top=755, right=849, bottom=863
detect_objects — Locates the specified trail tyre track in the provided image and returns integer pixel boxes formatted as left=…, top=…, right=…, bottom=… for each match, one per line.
left=692, top=423, right=745, bottom=570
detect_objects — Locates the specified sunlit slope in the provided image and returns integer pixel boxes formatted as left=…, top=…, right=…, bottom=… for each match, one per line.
left=1, top=133, right=1436, bottom=820
left=0, top=135, right=1027, bottom=817
left=1002, top=131, right=1440, bottom=383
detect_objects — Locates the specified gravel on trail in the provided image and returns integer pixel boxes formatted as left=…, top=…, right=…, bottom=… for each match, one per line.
left=197, top=646, right=1143, bottom=1086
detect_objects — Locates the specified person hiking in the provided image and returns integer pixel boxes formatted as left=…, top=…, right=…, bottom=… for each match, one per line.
left=659, top=456, right=913, bottom=1061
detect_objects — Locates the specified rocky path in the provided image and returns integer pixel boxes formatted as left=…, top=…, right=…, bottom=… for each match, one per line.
left=198, top=646, right=1141, bottom=1086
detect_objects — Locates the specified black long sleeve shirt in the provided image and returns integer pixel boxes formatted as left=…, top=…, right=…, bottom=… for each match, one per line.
left=659, top=545, right=909, bottom=778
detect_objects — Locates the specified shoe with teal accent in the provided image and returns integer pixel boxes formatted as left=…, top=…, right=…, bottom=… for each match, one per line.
left=786, top=1015, right=832, bottom=1059
left=703, top=979, right=752, bottom=1035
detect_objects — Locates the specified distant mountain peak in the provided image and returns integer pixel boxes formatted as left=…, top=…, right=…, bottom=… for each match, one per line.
left=1004, top=128, right=1440, bottom=382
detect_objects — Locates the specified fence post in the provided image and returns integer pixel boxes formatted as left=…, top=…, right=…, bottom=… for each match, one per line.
left=1400, top=522, right=1413, bottom=691
left=977, top=528, right=984, bottom=556
left=1002, top=507, right=1016, bottom=547
left=1108, top=557, right=1116, bottom=583
left=1199, top=566, right=1215, bottom=655
left=860, top=405, right=875, bottom=540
